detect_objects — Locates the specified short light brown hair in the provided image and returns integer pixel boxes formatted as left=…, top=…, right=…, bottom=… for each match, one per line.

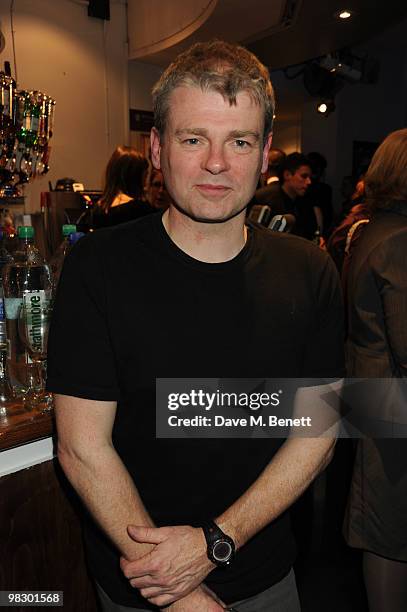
left=152, top=40, right=275, bottom=142
left=365, top=128, right=407, bottom=211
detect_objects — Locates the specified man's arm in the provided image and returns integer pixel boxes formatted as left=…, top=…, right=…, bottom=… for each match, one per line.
left=122, top=434, right=335, bottom=606
left=217, top=435, right=334, bottom=548
left=55, top=394, right=225, bottom=611
left=55, top=394, right=155, bottom=559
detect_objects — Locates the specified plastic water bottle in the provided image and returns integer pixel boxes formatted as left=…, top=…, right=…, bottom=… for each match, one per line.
left=50, top=226, right=84, bottom=292
left=2, top=226, right=52, bottom=396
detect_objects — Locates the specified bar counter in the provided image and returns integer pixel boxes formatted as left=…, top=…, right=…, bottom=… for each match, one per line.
left=0, top=401, right=98, bottom=611
left=0, top=400, right=53, bottom=452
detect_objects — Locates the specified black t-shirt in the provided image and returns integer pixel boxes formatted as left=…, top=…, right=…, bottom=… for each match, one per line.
left=47, top=213, right=344, bottom=608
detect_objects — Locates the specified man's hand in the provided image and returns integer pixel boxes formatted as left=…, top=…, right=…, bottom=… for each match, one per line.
left=120, top=525, right=214, bottom=607
left=163, top=584, right=226, bottom=611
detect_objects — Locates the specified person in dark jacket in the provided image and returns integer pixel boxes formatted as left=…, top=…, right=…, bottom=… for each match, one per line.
left=344, top=128, right=407, bottom=612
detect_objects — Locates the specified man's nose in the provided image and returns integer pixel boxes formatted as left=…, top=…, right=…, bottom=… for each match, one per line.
left=202, top=144, right=230, bottom=174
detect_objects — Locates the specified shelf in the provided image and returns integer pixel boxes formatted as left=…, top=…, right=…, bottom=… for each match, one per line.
left=0, top=400, right=54, bottom=451
left=0, top=197, right=25, bottom=206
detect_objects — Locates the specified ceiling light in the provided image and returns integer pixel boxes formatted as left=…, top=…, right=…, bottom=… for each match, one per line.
left=317, top=100, right=335, bottom=116
left=334, top=9, right=353, bottom=20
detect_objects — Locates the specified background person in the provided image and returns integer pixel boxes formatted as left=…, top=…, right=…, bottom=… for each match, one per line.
left=343, top=128, right=407, bottom=612
left=94, top=145, right=154, bottom=228
left=146, top=168, right=171, bottom=210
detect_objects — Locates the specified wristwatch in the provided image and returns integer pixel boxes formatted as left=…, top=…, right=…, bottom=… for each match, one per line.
left=202, top=520, right=235, bottom=567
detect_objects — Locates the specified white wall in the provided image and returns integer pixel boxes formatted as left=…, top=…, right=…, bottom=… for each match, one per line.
left=0, top=0, right=129, bottom=211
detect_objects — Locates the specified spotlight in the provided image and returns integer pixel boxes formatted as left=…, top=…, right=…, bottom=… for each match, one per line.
left=317, top=100, right=335, bottom=116
left=334, top=9, right=353, bottom=19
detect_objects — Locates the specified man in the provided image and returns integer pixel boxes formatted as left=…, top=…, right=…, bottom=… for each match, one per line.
left=248, top=152, right=315, bottom=235
left=47, top=40, right=344, bottom=611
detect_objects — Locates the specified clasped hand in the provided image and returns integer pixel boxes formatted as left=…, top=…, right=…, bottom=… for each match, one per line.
left=120, top=524, right=215, bottom=607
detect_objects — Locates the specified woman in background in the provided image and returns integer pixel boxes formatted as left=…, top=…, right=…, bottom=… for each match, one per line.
left=94, top=146, right=154, bottom=228
left=344, top=129, right=407, bottom=612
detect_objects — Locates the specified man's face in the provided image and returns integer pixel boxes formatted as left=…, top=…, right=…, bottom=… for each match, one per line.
left=150, top=86, right=271, bottom=223
left=283, top=165, right=312, bottom=198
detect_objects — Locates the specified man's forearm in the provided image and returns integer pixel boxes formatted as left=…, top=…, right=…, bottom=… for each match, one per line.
left=120, top=435, right=335, bottom=606
left=216, top=436, right=335, bottom=549
left=58, top=441, right=155, bottom=560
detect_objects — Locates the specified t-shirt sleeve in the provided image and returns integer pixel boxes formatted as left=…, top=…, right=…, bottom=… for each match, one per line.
left=46, top=233, right=120, bottom=401
left=303, top=250, right=345, bottom=379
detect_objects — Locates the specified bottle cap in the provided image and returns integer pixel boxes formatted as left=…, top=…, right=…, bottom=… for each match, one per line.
left=17, top=226, right=34, bottom=238
left=62, top=224, right=76, bottom=237
left=69, top=231, right=85, bottom=245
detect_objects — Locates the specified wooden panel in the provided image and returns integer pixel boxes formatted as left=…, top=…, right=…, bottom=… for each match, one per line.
left=0, top=401, right=53, bottom=451
left=0, top=459, right=98, bottom=612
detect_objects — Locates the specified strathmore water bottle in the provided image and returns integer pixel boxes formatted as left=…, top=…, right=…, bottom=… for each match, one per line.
left=2, top=226, right=52, bottom=397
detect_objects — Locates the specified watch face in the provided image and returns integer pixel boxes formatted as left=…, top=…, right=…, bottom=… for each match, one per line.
left=213, top=540, right=232, bottom=562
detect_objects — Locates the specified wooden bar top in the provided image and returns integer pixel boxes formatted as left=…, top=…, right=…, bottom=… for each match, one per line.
left=0, top=400, right=54, bottom=452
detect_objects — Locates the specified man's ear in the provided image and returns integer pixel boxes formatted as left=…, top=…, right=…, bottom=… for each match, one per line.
left=150, top=127, right=162, bottom=170
left=261, top=132, right=273, bottom=174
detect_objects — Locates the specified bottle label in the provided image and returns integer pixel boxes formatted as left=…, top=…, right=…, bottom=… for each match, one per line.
left=0, top=298, right=4, bottom=322
left=22, top=291, right=51, bottom=354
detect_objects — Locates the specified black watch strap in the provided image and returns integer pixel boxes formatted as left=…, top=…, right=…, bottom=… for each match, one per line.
left=202, top=520, right=223, bottom=542
left=202, top=520, right=235, bottom=567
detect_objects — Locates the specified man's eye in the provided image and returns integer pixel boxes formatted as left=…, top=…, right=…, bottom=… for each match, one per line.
left=235, top=140, right=250, bottom=148
left=184, top=138, right=200, bottom=145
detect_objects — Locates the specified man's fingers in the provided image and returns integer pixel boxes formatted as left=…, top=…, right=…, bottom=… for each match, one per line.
left=127, top=525, right=166, bottom=544
left=129, top=576, right=158, bottom=589
left=120, top=556, right=154, bottom=579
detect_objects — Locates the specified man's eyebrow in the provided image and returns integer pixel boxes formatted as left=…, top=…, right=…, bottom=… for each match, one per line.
left=228, top=130, right=260, bottom=142
left=174, top=128, right=208, bottom=137
left=174, top=128, right=260, bottom=141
